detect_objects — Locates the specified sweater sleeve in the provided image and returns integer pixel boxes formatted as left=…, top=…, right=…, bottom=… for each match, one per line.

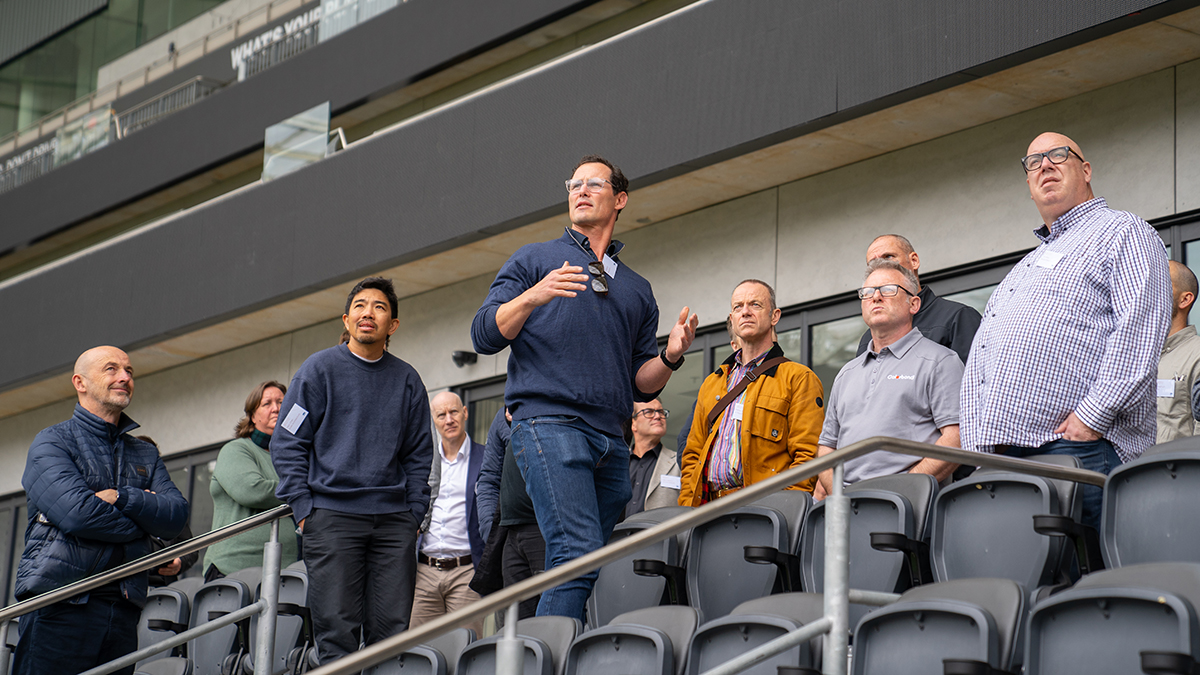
left=471, top=255, right=535, bottom=355
left=401, top=377, right=435, bottom=524
left=271, top=365, right=327, bottom=524
left=632, top=294, right=663, bottom=401
left=214, top=440, right=284, bottom=510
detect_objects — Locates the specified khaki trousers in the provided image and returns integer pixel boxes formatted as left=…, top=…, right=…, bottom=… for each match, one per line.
left=410, top=560, right=484, bottom=638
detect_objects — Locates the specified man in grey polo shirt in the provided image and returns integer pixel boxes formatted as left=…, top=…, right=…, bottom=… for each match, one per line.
left=815, top=260, right=964, bottom=498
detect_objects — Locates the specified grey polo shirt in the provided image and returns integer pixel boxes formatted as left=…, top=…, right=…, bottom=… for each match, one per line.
left=820, top=328, right=964, bottom=484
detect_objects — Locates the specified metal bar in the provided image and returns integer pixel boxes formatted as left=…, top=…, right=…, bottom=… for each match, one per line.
left=700, top=617, right=833, bottom=675
left=0, top=619, right=10, bottom=675
left=823, top=463, right=849, bottom=675
left=496, top=601, right=523, bottom=675
left=0, top=504, right=291, bottom=623
left=79, top=601, right=265, bottom=675
left=254, top=520, right=282, bottom=675
left=847, top=589, right=901, bottom=607
left=299, top=438, right=1106, bottom=675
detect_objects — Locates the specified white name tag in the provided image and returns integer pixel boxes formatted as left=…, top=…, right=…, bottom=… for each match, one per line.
left=602, top=254, right=618, bottom=278
left=1036, top=251, right=1064, bottom=269
left=280, top=404, right=309, bottom=434
left=1158, top=379, right=1177, bottom=398
left=731, top=399, right=744, bottom=421
left=659, top=474, right=681, bottom=490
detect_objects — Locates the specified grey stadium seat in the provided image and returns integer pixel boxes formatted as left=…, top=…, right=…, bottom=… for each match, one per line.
left=587, top=505, right=692, bottom=629
left=134, top=659, right=193, bottom=675
left=458, top=617, right=580, bottom=675
left=187, top=578, right=253, bottom=675
left=137, top=586, right=192, bottom=667
left=566, top=606, right=697, bottom=675
left=236, top=567, right=311, bottom=675
left=685, top=594, right=823, bottom=675
left=683, top=504, right=792, bottom=622
left=851, top=577, right=1024, bottom=675
left=1026, top=562, right=1200, bottom=674
left=1102, top=440, right=1200, bottom=568
left=365, top=627, right=475, bottom=675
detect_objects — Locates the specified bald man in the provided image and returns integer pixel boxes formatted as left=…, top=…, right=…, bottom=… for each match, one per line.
left=411, top=391, right=486, bottom=637
left=1159, top=261, right=1200, bottom=442
left=960, top=132, right=1171, bottom=531
left=14, top=347, right=189, bottom=675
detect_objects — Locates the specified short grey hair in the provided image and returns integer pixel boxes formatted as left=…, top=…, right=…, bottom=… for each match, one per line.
left=735, top=279, right=777, bottom=311
left=865, top=259, right=919, bottom=295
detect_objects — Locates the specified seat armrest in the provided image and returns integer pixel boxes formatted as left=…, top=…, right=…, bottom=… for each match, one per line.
left=1032, top=514, right=1105, bottom=575
left=146, top=618, right=188, bottom=634
left=632, top=558, right=687, bottom=604
left=870, top=532, right=933, bottom=586
left=744, top=545, right=800, bottom=592
left=1141, top=650, right=1200, bottom=675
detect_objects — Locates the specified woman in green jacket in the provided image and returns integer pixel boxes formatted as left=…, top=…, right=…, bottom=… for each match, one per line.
left=203, top=380, right=299, bottom=579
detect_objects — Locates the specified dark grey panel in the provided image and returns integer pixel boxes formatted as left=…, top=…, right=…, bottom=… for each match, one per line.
left=0, top=0, right=107, bottom=66
left=0, top=0, right=1193, bottom=390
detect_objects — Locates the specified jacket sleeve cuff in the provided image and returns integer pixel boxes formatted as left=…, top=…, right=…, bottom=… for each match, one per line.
left=289, top=496, right=313, bottom=525
left=114, top=488, right=131, bottom=511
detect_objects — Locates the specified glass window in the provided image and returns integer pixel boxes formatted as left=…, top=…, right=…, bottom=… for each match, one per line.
left=943, top=284, right=997, bottom=316
left=0, top=508, right=10, bottom=603
left=468, top=394, right=504, bottom=447
left=810, top=314, right=867, bottom=393
left=656, top=351, right=706, bottom=446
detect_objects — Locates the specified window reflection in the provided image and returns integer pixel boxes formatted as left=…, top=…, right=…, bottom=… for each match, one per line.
left=656, top=351, right=705, bottom=445
left=469, top=394, right=504, bottom=446
left=811, top=315, right=867, bottom=393
left=942, top=285, right=997, bottom=316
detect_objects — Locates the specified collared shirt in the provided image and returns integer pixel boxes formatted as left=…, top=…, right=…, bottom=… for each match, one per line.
left=625, top=442, right=662, bottom=518
left=421, top=435, right=472, bottom=558
left=821, top=328, right=963, bottom=484
left=1160, top=326, right=1200, bottom=442
left=960, top=198, right=1171, bottom=463
left=707, top=349, right=766, bottom=490
left=856, top=285, right=982, bottom=364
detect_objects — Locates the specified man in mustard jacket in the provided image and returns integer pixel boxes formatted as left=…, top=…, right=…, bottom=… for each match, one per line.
left=680, top=280, right=826, bottom=505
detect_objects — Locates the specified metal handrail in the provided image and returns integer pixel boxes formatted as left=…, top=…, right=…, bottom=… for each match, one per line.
left=302, top=437, right=1106, bottom=675
left=0, top=503, right=291, bottom=624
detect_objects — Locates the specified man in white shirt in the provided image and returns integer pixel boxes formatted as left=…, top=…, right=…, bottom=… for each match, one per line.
left=412, top=392, right=486, bottom=637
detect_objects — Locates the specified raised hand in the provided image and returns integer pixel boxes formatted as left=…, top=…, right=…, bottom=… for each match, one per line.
left=665, top=306, right=699, bottom=361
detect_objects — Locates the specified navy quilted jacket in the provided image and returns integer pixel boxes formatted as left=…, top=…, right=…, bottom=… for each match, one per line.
left=16, top=404, right=190, bottom=607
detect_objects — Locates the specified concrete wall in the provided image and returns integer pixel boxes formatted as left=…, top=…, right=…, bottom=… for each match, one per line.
left=0, top=60, right=1193, bottom=495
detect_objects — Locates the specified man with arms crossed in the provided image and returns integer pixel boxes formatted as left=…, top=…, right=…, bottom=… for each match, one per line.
left=960, top=132, right=1170, bottom=531
left=273, top=277, right=434, bottom=663
left=472, top=155, right=697, bottom=620
left=815, top=261, right=963, bottom=499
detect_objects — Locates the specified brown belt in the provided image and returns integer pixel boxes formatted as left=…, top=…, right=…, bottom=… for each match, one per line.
left=418, top=552, right=472, bottom=570
left=712, top=486, right=742, bottom=499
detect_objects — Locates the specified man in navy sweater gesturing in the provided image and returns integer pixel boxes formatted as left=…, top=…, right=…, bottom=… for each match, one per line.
left=472, top=155, right=697, bottom=620
left=273, top=277, right=434, bottom=663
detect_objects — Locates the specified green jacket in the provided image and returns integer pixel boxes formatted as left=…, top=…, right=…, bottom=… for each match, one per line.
left=203, top=437, right=298, bottom=575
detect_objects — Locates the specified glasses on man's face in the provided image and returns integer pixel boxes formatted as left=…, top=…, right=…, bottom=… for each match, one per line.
left=587, top=261, right=609, bottom=296
left=1020, top=146, right=1083, bottom=172
left=634, top=408, right=670, bottom=420
left=565, top=177, right=613, bottom=194
left=857, top=284, right=915, bottom=300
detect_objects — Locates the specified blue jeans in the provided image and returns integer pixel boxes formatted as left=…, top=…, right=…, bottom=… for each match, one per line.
left=1009, top=438, right=1120, bottom=532
left=511, top=415, right=632, bottom=621
left=15, top=595, right=139, bottom=675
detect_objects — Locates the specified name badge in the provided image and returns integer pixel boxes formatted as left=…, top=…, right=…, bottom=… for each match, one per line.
left=731, top=399, right=744, bottom=421
left=602, top=254, right=618, bottom=278
left=659, top=474, right=681, bottom=490
left=1158, top=379, right=1177, bottom=398
left=280, top=404, right=309, bottom=434
left=1036, top=251, right=1064, bottom=269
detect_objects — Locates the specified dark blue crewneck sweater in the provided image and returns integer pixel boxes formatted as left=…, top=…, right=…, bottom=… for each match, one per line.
left=471, top=229, right=662, bottom=437
left=271, top=345, right=433, bottom=524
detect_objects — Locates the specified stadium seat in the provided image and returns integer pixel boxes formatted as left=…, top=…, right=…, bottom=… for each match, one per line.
left=137, top=586, right=192, bottom=667
left=134, top=659, right=193, bottom=675
left=364, top=627, right=475, bottom=675
left=731, top=594, right=825, bottom=668
left=458, top=617, right=580, bottom=675
left=1102, top=439, right=1200, bottom=568
left=186, top=578, right=253, bottom=675
left=684, top=595, right=819, bottom=675
left=235, top=567, right=311, bottom=675
left=683, top=503, right=792, bottom=622
left=587, top=506, right=692, bottom=628
left=566, top=606, right=697, bottom=675
left=801, top=474, right=938, bottom=626
left=1026, top=562, right=1200, bottom=674
left=851, top=577, right=1024, bottom=675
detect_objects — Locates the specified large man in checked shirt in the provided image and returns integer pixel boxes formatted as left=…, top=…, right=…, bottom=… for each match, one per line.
left=960, top=132, right=1171, bottom=531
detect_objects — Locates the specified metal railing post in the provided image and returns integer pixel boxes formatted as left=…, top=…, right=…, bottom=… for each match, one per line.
left=254, top=520, right=282, bottom=675
left=496, top=601, right=524, bottom=675
left=823, top=462, right=850, bottom=675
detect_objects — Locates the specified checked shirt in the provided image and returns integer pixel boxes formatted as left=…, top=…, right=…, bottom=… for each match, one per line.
left=960, top=198, right=1171, bottom=463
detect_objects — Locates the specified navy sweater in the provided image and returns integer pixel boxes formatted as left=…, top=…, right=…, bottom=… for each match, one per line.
left=471, top=229, right=661, bottom=437
left=271, top=345, right=434, bottom=525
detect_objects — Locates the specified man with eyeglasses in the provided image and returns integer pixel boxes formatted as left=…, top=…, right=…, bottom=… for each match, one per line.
left=814, top=261, right=963, bottom=499
left=472, top=154, right=698, bottom=621
left=624, top=399, right=681, bottom=518
left=959, top=132, right=1170, bottom=532
left=680, top=279, right=825, bottom=506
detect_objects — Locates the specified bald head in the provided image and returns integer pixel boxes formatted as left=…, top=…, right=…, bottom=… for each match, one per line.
left=72, top=346, right=134, bottom=423
left=1025, top=132, right=1094, bottom=226
left=431, top=391, right=468, bottom=449
left=866, top=234, right=921, bottom=284
left=1170, top=260, right=1198, bottom=321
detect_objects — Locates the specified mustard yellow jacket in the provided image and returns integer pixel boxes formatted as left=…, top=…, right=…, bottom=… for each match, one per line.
left=679, top=344, right=826, bottom=506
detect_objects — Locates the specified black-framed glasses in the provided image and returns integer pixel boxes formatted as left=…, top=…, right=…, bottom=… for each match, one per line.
left=565, top=177, right=613, bottom=194
left=587, top=261, right=609, bottom=296
left=1020, top=146, right=1083, bottom=172
left=634, top=408, right=670, bottom=420
left=857, top=284, right=916, bottom=300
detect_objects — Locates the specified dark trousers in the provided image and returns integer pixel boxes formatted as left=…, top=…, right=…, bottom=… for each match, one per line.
left=501, top=524, right=546, bottom=620
left=14, top=596, right=139, bottom=675
left=303, top=508, right=419, bottom=663
left=1006, top=437, right=1120, bottom=532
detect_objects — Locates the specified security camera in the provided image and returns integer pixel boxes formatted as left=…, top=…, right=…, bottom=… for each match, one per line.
left=451, top=351, right=478, bottom=368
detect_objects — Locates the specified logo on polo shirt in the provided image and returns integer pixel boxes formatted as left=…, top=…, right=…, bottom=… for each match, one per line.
left=887, top=374, right=915, bottom=380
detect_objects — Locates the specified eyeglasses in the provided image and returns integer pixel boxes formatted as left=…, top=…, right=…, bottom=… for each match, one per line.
left=565, top=177, right=613, bottom=194
left=1020, top=146, right=1083, bottom=172
left=587, top=261, right=609, bottom=296
left=857, top=284, right=916, bottom=300
left=634, top=408, right=670, bottom=420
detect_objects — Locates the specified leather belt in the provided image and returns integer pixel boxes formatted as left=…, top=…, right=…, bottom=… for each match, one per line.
left=418, top=552, right=472, bottom=570
left=712, top=486, right=742, bottom=499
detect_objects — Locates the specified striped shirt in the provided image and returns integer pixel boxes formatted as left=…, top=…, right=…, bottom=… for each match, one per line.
left=707, top=349, right=766, bottom=490
left=960, top=198, right=1171, bottom=463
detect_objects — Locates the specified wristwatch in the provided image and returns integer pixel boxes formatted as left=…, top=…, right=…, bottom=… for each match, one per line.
left=660, top=347, right=684, bottom=371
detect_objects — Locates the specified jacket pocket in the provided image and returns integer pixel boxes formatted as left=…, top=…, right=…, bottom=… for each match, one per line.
left=749, top=395, right=788, bottom=443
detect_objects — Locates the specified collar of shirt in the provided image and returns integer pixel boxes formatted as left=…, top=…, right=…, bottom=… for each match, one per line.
left=437, top=435, right=471, bottom=464
left=1034, top=197, right=1107, bottom=242
left=631, top=441, right=662, bottom=460
left=1164, top=325, right=1199, bottom=354
left=866, top=327, right=923, bottom=362
left=564, top=227, right=625, bottom=260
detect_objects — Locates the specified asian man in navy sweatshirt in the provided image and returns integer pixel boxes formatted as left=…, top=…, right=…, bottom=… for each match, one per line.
left=272, top=277, right=434, bottom=663
left=471, top=155, right=698, bottom=621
